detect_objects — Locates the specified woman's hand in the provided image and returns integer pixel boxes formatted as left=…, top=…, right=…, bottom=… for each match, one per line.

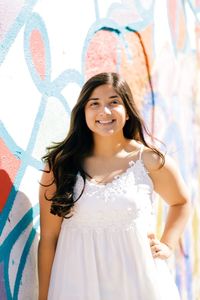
left=147, top=233, right=173, bottom=259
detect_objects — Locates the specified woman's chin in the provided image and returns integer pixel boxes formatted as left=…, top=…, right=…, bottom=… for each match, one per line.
left=93, top=129, right=123, bottom=138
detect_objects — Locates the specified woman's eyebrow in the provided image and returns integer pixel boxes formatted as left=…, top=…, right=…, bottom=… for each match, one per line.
left=88, top=95, right=119, bottom=100
left=88, top=97, right=99, bottom=101
left=109, top=95, right=119, bottom=98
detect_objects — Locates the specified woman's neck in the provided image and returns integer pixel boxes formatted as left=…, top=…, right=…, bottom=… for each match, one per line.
left=92, top=134, right=129, bottom=158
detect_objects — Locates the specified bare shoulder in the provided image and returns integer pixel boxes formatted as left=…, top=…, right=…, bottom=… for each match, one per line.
left=127, top=141, right=164, bottom=170
left=142, top=147, right=190, bottom=205
left=141, top=146, right=164, bottom=171
left=142, top=146, right=181, bottom=174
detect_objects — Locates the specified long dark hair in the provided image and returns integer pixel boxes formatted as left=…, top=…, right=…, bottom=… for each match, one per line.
left=42, top=72, right=164, bottom=218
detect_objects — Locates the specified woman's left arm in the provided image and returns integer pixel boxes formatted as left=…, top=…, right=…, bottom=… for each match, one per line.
left=145, top=151, right=191, bottom=259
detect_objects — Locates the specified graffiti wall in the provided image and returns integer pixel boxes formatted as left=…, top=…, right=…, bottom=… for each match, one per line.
left=0, top=0, right=200, bottom=299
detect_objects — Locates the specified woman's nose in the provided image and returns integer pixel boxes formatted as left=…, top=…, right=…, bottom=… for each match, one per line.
left=99, top=105, right=112, bottom=115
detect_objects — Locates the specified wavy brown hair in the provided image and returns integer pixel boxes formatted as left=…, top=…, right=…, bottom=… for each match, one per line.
left=42, top=72, right=164, bottom=218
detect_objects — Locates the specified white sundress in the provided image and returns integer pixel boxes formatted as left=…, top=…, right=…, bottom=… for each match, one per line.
left=48, top=146, right=180, bottom=300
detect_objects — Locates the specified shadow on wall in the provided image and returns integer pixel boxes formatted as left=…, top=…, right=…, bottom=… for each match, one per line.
left=0, top=169, right=39, bottom=300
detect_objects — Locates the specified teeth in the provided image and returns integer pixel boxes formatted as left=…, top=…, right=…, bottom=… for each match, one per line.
left=98, top=120, right=114, bottom=124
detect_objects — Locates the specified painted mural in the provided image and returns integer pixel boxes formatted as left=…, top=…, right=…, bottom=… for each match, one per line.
left=0, top=0, right=200, bottom=299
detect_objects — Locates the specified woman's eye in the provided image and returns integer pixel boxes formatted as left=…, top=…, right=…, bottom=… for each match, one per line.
left=111, top=99, right=119, bottom=104
left=90, top=102, right=99, bottom=107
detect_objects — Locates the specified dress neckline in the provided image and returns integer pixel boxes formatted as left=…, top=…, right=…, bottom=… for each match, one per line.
left=85, top=159, right=141, bottom=187
left=82, top=144, right=145, bottom=186
left=77, top=158, right=154, bottom=189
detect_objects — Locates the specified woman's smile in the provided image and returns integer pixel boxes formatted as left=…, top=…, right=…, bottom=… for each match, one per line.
left=96, top=119, right=116, bottom=125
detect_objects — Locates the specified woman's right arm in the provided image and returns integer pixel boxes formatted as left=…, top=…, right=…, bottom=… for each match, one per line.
left=38, top=167, right=63, bottom=300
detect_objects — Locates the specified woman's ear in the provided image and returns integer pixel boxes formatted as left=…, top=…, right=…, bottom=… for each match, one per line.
left=126, top=115, right=129, bottom=120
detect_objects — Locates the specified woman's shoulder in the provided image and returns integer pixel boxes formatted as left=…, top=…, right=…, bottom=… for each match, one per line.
left=141, top=146, right=164, bottom=171
left=141, top=147, right=190, bottom=204
left=127, top=140, right=163, bottom=170
left=141, top=145, right=180, bottom=176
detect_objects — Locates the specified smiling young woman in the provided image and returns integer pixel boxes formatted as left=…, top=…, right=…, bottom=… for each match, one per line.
left=38, top=72, right=190, bottom=300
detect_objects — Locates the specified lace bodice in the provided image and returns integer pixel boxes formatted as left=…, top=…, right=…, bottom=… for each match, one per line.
left=62, top=159, right=156, bottom=232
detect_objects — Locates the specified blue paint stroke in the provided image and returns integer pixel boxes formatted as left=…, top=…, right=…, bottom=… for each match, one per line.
left=0, top=122, right=42, bottom=170
left=187, top=0, right=200, bottom=19
left=13, top=218, right=39, bottom=300
left=94, top=0, right=100, bottom=20
left=0, top=0, right=38, bottom=65
left=0, top=262, right=7, bottom=300
left=134, top=0, right=154, bottom=24
left=0, top=204, right=39, bottom=299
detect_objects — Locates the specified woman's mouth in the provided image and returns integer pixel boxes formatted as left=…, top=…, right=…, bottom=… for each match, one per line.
left=96, top=120, right=115, bottom=124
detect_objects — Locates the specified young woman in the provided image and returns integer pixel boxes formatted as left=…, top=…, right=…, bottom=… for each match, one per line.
left=38, top=72, right=190, bottom=300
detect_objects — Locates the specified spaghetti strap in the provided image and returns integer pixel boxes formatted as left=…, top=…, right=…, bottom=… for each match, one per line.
left=138, top=144, right=144, bottom=160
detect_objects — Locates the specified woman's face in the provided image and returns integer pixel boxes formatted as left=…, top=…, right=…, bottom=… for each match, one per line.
left=84, top=84, right=128, bottom=137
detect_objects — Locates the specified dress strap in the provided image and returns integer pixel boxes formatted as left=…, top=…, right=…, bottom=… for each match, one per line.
left=138, top=144, right=144, bottom=160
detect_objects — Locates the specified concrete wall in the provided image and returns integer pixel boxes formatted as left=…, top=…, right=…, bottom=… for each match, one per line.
left=0, top=1, right=200, bottom=299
